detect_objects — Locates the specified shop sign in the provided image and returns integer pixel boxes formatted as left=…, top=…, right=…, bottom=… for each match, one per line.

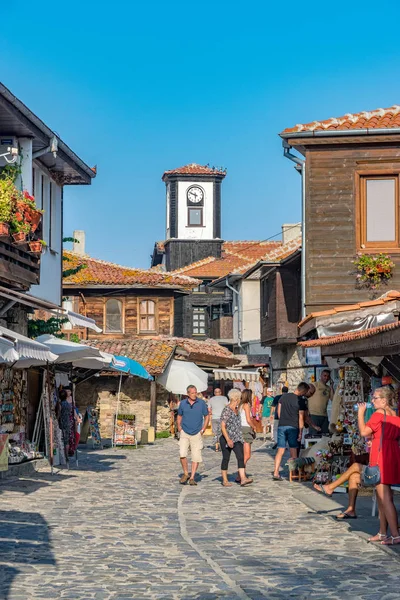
left=305, top=346, right=322, bottom=365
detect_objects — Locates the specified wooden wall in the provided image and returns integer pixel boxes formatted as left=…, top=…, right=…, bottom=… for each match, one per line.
left=305, top=143, right=400, bottom=313
left=260, top=256, right=301, bottom=346
left=64, top=290, right=175, bottom=339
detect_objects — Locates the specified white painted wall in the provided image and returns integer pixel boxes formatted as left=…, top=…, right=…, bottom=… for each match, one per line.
left=241, top=279, right=261, bottom=343
left=177, top=180, right=214, bottom=239
left=166, top=183, right=170, bottom=238
left=30, top=164, right=62, bottom=305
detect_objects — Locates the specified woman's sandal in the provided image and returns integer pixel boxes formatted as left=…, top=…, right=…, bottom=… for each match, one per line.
left=368, top=533, right=387, bottom=543
left=313, top=483, right=333, bottom=497
left=240, top=478, right=253, bottom=487
left=381, top=536, right=400, bottom=545
left=336, top=512, right=357, bottom=520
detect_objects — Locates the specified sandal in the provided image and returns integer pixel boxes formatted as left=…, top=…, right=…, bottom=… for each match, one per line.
left=240, top=478, right=253, bottom=487
left=313, top=483, right=333, bottom=498
left=336, top=512, right=357, bottom=520
left=368, top=533, right=387, bottom=543
left=381, top=536, right=400, bottom=545
left=272, top=475, right=283, bottom=481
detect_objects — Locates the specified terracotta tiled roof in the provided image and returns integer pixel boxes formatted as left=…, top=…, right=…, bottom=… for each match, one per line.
left=63, top=251, right=199, bottom=289
left=282, top=105, right=400, bottom=135
left=86, top=338, right=175, bottom=375
left=299, top=291, right=400, bottom=328
left=86, top=336, right=238, bottom=375
left=298, top=320, right=400, bottom=349
left=163, top=163, right=227, bottom=178
left=171, top=239, right=291, bottom=278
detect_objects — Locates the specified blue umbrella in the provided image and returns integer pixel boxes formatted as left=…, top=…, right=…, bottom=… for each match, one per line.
left=110, top=355, right=153, bottom=380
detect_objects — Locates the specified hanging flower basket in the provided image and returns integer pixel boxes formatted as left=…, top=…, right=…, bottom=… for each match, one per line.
left=0, top=222, right=9, bottom=237
left=12, top=231, right=27, bottom=244
left=28, top=240, right=44, bottom=254
left=352, top=253, right=395, bottom=295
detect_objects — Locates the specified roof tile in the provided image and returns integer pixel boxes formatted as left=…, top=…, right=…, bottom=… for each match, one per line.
left=163, top=163, right=227, bottom=178
left=87, top=336, right=238, bottom=375
left=299, top=290, right=400, bottom=328
left=282, top=105, right=400, bottom=135
left=298, top=320, right=400, bottom=348
left=63, top=251, right=199, bottom=289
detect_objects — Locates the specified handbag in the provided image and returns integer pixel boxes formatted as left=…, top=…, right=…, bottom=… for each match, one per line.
left=362, top=410, right=386, bottom=487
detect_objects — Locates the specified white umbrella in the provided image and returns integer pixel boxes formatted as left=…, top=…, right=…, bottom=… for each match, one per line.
left=36, top=334, right=103, bottom=364
left=157, top=360, right=208, bottom=395
left=72, top=351, right=115, bottom=370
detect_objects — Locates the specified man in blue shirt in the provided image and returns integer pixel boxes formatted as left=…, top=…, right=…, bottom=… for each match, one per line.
left=177, top=385, right=210, bottom=486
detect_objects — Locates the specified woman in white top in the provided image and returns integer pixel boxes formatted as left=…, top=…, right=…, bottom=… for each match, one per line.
left=237, top=389, right=256, bottom=482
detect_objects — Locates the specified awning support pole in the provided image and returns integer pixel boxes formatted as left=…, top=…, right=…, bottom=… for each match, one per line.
left=150, top=380, right=157, bottom=431
left=113, top=373, right=123, bottom=448
left=46, top=364, right=54, bottom=475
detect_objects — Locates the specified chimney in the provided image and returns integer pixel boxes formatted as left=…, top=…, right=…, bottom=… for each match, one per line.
left=282, top=223, right=301, bottom=245
left=73, top=230, right=86, bottom=255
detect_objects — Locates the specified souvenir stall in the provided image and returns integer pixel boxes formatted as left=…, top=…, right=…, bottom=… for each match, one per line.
left=213, top=368, right=267, bottom=433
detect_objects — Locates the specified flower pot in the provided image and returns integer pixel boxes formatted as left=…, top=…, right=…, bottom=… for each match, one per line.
left=28, top=241, right=43, bottom=253
left=12, top=232, right=26, bottom=244
left=0, top=222, right=9, bottom=237
left=30, top=210, right=42, bottom=233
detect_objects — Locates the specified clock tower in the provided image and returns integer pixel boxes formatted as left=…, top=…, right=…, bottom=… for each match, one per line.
left=162, top=163, right=227, bottom=271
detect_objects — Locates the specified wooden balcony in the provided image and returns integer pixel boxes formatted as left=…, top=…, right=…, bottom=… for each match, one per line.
left=0, top=238, right=41, bottom=289
left=210, top=315, right=234, bottom=342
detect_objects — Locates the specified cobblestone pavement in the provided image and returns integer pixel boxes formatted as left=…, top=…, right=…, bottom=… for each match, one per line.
left=1, top=439, right=400, bottom=599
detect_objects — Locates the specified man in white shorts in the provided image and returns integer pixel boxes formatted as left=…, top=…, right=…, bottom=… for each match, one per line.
left=177, top=385, right=210, bottom=486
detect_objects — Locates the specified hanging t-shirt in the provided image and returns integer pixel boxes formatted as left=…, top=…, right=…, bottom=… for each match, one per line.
left=278, top=393, right=306, bottom=428
left=308, top=381, right=330, bottom=416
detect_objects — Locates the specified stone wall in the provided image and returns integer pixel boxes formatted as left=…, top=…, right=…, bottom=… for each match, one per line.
left=75, top=376, right=170, bottom=439
left=270, top=343, right=308, bottom=393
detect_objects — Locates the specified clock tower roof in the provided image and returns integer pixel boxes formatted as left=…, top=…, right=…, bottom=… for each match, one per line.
left=162, top=163, right=227, bottom=180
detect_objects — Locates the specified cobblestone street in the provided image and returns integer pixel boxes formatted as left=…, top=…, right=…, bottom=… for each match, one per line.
left=1, top=439, right=400, bottom=600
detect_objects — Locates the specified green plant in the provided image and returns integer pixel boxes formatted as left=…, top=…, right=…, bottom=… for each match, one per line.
left=0, top=178, right=14, bottom=223
left=69, top=333, right=81, bottom=343
left=353, top=253, right=395, bottom=293
left=156, top=430, right=170, bottom=439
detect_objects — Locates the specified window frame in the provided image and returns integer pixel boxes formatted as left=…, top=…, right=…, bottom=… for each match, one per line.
left=104, top=298, right=125, bottom=334
left=187, top=206, right=204, bottom=227
left=192, top=306, right=207, bottom=336
left=356, top=170, right=400, bottom=252
left=137, top=298, right=158, bottom=334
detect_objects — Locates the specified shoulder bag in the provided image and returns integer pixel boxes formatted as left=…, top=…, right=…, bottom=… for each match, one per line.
left=362, top=410, right=386, bottom=487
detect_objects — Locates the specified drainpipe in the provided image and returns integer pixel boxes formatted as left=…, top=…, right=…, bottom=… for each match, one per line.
left=225, top=277, right=243, bottom=351
left=283, top=140, right=306, bottom=320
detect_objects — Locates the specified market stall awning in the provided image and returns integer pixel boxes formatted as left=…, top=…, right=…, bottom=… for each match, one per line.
left=157, top=360, right=207, bottom=394
left=36, top=334, right=104, bottom=363
left=111, top=355, right=153, bottom=380
left=0, top=325, right=58, bottom=367
left=213, top=368, right=261, bottom=382
left=72, top=351, right=115, bottom=370
left=0, top=285, right=102, bottom=332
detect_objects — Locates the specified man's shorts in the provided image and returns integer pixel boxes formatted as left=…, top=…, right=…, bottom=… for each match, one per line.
left=179, top=430, right=203, bottom=463
left=277, top=425, right=299, bottom=449
left=211, top=419, right=220, bottom=435
left=261, top=417, right=270, bottom=427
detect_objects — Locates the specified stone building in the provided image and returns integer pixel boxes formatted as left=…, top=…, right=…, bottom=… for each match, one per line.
left=75, top=336, right=238, bottom=439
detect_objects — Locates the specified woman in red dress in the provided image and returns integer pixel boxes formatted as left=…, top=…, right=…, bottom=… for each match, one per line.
left=359, top=386, right=400, bottom=545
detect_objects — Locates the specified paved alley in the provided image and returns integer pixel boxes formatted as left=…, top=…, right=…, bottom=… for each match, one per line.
left=1, top=440, right=400, bottom=600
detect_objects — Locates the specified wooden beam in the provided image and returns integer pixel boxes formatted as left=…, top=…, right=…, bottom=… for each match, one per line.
left=150, top=380, right=157, bottom=431
left=352, top=357, right=376, bottom=378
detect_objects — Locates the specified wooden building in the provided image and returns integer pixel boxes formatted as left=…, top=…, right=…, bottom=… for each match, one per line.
left=261, top=104, right=400, bottom=387
left=281, top=104, right=400, bottom=314
left=62, top=244, right=199, bottom=340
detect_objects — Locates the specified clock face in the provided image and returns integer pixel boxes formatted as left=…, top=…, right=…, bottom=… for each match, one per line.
left=187, top=186, right=204, bottom=204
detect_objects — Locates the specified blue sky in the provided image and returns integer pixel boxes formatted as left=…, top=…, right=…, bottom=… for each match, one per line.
left=2, top=0, right=400, bottom=267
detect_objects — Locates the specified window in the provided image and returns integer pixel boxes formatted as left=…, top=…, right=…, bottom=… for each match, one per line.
left=261, top=277, right=270, bottom=317
left=210, top=304, right=232, bottom=320
left=193, top=307, right=206, bottom=335
left=358, top=174, right=399, bottom=249
left=188, top=207, right=203, bottom=226
left=105, top=299, right=123, bottom=333
left=193, top=280, right=212, bottom=293
left=139, top=299, right=156, bottom=332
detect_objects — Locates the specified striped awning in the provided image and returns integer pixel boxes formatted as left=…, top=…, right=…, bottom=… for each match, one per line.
left=213, top=369, right=261, bottom=382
